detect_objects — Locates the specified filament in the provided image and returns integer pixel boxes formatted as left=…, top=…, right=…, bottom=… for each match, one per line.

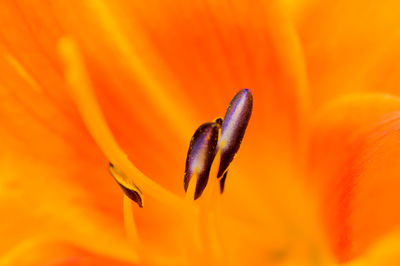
left=184, top=171, right=203, bottom=263
left=123, top=195, right=140, bottom=252
left=198, top=149, right=224, bottom=264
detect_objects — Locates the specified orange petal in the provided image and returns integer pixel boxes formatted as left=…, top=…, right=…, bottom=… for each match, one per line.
left=52, top=0, right=310, bottom=193
left=298, top=0, right=400, bottom=105
left=0, top=0, right=310, bottom=199
left=0, top=85, right=139, bottom=262
left=309, top=93, right=400, bottom=262
left=0, top=1, right=313, bottom=263
left=345, top=231, right=400, bottom=266
left=0, top=146, right=139, bottom=262
left=0, top=88, right=188, bottom=262
left=0, top=238, right=133, bottom=266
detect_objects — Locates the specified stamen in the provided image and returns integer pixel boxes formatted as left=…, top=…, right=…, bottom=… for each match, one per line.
left=199, top=148, right=222, bottom=207
left=123, top=195, right=141, bottom=257
left=184, top=172, right=203, bottom=256
left=204, top=209, right=223, bottom=263
left=184, top=169, right=198, bottom=201
left=180, top=89, right=253, bottom=263
left=198, top=149, right=224, bottom=263
left=109, top=163, right=143, bottom=208
left=184, top=122, right=221, bottom=200
left=217, top=89, right=253, bottom=177
left=58, top=37, right=185, bottom=208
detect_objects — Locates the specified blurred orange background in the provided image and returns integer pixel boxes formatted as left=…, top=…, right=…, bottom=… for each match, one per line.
left=1, top=0, right=400, bottom=265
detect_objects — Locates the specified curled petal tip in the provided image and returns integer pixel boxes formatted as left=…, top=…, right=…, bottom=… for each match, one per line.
left=184, top=122, right=221, bottom=200
left=217, top=89, right=253, bottom=177
left=109, top=163, right=144, bottom=208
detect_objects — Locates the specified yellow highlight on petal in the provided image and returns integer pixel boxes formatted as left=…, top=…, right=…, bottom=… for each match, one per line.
left=4, top=53, right=42, bottom=93
left=344, top=232, right=400, bottom=266
left=85, top=0, right=196, bottom=139
left=58, top=37, right=186, bottom=209
left=0, top=236, right=49, bottom=265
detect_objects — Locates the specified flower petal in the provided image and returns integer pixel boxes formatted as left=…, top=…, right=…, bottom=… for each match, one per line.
left=345, top=232, right=400, bottom=266
left=0, top=1, right=313, bottom=263
left=298, top=0, right=400, bottom=104
left=54, top=0, right=309, bottom=169
left=0, top=91, right=186, bottom=261
left=0, top=0, right=188, bottom=193
left=0, top=152, right=137, bottom=263
left=309, top=93, right=400, bottom=262
left=0, top=238, right=132, bottom=266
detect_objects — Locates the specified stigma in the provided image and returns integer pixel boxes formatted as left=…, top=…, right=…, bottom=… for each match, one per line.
left=184, top=89, right=252, bottom=199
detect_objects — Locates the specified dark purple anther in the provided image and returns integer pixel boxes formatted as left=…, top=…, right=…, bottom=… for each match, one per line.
left=217, top=89, right=253, bottom=177
left=184, top=121, right=221, bottom=199
left=219, top=171, right=228, bottom=194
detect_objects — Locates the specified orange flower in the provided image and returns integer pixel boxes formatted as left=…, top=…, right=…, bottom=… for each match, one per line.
left=1, top=0, right=400, bottom=265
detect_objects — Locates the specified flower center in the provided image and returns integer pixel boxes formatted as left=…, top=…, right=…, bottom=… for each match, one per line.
left=59, top=37, right=253, bottom=265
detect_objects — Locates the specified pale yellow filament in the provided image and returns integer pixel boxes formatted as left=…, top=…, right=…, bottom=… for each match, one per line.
left=184, top=169, right=198, bottom=202
left=58, top=37, right=186, bottom=209
left=123, top=195, right=141, bottom=254
left=198, top=149, right=224, bottom=265
left=184, top=170, right=203, bottom=263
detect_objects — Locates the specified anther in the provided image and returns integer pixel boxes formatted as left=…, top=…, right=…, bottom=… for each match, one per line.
left=219, top=171, right=228, bottom=194
left=217, top=89, right=253, bottom=178
left=214, top=117, right=223, bottom=126
left=109, top=163, right=144, bottom=208
left=184, top=122, right=221, bottom=200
